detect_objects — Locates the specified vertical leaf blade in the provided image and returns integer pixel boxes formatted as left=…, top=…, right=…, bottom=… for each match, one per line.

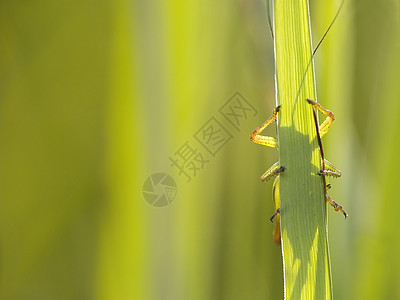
left=273, top=0, right=332, bottom=299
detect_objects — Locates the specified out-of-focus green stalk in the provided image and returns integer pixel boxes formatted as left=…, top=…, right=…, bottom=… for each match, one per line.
left=273, top=0, right=332, bottom=298
left=96, top=1, right=146, bottom=299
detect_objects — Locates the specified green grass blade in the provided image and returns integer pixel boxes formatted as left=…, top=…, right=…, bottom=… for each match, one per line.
left=273, top=0, right=333, bottom=299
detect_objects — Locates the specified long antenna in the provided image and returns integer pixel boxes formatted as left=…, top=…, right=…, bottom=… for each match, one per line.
left=311, top=106, right=325, bottom=171
left=266, top=0, right=274, bottom=39
left=312, top=0, right=345, bottom=56
left=289, top=0, right=345, bottom=118
left=266, top=0, right=344, bottom=55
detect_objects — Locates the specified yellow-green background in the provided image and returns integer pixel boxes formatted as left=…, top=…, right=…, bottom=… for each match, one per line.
left=0, top=0, right=399, bottom=299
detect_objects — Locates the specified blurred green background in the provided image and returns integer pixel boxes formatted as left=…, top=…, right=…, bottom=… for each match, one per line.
left=0, top=0, right=399, bottom=299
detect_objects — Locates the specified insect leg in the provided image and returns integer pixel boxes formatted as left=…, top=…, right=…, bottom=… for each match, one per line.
left=261, top=161, right=285, bottom=182
left=306, top=99, right=335, bottom=138
left=269, top=208, right=280, bottom=222
left=271, top=177, right=281, bottom=245
left=324, top=159, right=342, bottom=176
left=318, top=159, right=342, bottom=177
left=250, top=105, right=281, bottom=148
left=326, top=191, right=348, bottom=218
